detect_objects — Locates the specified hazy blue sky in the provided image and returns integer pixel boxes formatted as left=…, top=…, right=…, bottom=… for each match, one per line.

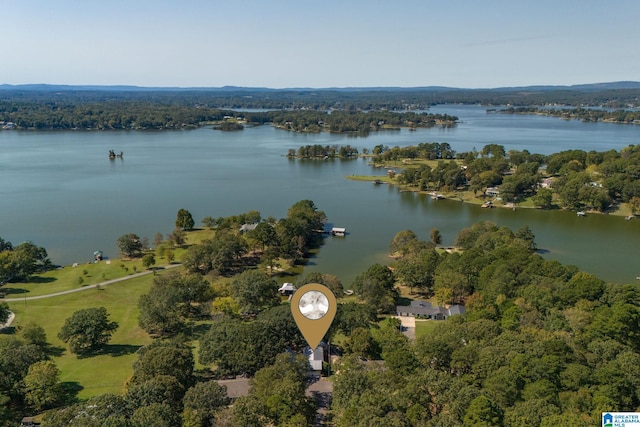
left=2, top=0, right=638, bottom=88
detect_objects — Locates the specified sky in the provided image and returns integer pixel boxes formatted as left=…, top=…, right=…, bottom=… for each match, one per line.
left=1, top=0, right=639, bottom=89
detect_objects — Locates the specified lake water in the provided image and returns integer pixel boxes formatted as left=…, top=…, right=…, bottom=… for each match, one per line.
left=1, top=105, right=639, bottom=284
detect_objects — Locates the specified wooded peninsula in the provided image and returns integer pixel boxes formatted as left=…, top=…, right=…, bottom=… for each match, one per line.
left=495, top=106, right=640, bottom=124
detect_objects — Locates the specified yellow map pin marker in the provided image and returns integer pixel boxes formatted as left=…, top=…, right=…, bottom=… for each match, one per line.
left=290, top=283, right=337, bottom=350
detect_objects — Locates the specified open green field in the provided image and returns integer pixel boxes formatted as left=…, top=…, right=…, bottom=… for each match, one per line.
left=2, top=258, right=155, bottom=298
left=6, top=273, right=158, bottom=399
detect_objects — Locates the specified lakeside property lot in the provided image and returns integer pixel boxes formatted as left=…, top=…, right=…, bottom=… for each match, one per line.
left=2, top=258, right=149, bottom=298
left=5, top=272, right=156, bottom=399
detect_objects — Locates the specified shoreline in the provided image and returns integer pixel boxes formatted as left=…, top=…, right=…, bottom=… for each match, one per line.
left=347, top=174, right=635, bottom=218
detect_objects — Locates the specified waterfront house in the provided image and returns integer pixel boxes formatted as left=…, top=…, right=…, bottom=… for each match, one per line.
left=540, top=178, right=554, bottom=189
left=396, top=300, right=465, bottom=320
left=278, top=282, right=296, bottom=296
left=485, top=187, right=500, bottom=197
left=239, top=223, right=258, bottom=233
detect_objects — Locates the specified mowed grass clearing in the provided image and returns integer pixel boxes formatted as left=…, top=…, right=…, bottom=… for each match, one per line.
left=6, top=272, right=159, bottom=399
left=4, top=258, right=153, bottom=298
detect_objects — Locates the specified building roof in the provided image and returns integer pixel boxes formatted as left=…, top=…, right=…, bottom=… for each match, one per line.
left=396, top=300, right=466, bottom=318
left=278, top=283, right=296, bottom=292
left=216, top=378, right=251, bottom=399
left=239, top=223, right=258, bottom=232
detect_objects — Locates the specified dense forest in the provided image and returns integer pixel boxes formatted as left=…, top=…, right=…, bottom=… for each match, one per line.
left=331, top=222, right=640, bottom=426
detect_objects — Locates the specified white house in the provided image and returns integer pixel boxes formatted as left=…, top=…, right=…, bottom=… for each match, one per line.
left=304, top=345, right=325, bottom=371
left=278, top=283, right=296, bottom=296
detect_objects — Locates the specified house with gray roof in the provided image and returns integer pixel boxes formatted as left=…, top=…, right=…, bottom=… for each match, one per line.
left=396, top=300, right=465, bottom=320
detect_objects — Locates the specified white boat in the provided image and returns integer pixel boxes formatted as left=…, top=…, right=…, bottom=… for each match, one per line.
left=577, top=211, right=586, bottom=216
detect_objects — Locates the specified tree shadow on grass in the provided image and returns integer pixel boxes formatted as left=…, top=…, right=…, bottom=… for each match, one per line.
left=1, top=287, right=29, bottom=295
left=46, top=345, right=66, bottom=357
left=102, top=344, right=142, bottom=357
left=60, top=381, right=84, bottom=405
left=28, top=275, right=57, bottom=284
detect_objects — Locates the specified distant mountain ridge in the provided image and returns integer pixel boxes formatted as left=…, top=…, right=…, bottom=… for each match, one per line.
left=1, top=81, right=639, bottom=92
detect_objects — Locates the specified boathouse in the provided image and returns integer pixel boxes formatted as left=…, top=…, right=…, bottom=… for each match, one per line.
left=331, top=227, right=346, bottom=236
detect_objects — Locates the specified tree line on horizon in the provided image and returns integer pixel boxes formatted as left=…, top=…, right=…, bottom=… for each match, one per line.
left=1, top=85, right=640, bottom=130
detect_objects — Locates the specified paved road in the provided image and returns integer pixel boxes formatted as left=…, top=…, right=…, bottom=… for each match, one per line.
left=395, top=315, right=416, bottom=340
left=306, top=376, right=333, bottom=426
left=2, top=264, right=181, bottom=302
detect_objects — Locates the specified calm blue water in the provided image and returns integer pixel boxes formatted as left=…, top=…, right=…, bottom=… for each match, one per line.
left=1, top=105, right=639, bottom=284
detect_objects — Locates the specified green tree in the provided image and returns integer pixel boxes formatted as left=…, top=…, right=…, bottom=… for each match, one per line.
left=23, top=360, right=63, bottom=411
left=131, top=341, right=194, bottom=388
left=352, top=264, right=397, bottom=313
left=142, top=253, right=156, bottom=270
left=389, top=230, right=419, bottom=256
left=138, top=271, right=212, bottom=336
left=230, top=270, right=280, bottom=315
left=131, top=402, right=182, bottom=427
left=199, top=306, right=305, bottom=376
left=463, top=395, right=503, bottom=427
left=42, top=394, right=132, bottom=426
left=0, top=338, right=47, bottom=399
left=434, top=269, right=469, bottom=305
left=248, top=222, right=278, bottom=252
left=232, top=353, right=315, bottom=426
left=344, top=327, right=380, bottom=360
left=431, top=228, right=443, bottom=245
left=394, top=248, right=439, bottom=294
left=532, top=187, right=554, bottom=209
left=0, top=240, right=50, bottom=283
left=298, top=272, right=344, bottom=297
left=0, top=302, right=9, bottom=324
left=167, top=228, right=186, bottom=247
left=58, top=307, right=119, bottom=355
left=182, top=380, right=229, bottom=427
left=117, top=233, right=143, bottom=258
left=176, top=208, right=195, bottom=231
left=21, top=322, right=47, bottom=346
left=125, top=374, right=185, bottom=412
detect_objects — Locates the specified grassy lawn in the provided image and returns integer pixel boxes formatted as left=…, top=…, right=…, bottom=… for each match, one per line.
left=415, top=320, right=439, bottom=339
left=2, top=255, right=175, bottom=298
left=6, top=273, right=157, bottom=399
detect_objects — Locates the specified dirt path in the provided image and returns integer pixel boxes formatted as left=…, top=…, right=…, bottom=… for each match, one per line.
left=2, top=264, right=181, bottom=302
